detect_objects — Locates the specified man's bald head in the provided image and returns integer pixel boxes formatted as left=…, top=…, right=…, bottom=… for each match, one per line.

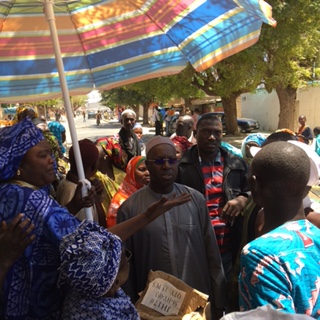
left=175, top=115, right=194, bottom=139
left=251, top=141, right=310, bottom=202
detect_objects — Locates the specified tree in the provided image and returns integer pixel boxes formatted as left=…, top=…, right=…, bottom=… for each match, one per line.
left=257, top=0, right=320, bottom=130
left=70, top=95, right=87, bottom=112
left=101, top=75, right=204, bottom=124
left=188, top=43, right=267, bottom=135
left=101, top=85, right=156, bottom=124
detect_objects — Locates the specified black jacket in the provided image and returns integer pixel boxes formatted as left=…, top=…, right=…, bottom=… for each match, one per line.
left=176, top=145, right=249, bottom=201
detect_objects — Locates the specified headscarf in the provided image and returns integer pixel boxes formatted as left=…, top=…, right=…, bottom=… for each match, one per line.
left=58, top=220, right=122, bottom=297
left=97, top=137, right=114, bottom=157
left=171, top=136, right=193, bottom=153
left=122, top=155, right=146, bottom=192
left=275, top=128, right=296, bottom=136
left=133, top=122, right=142, bottom=131
left=11, top=106, right=38, bottom=124
left=0, top=117, right=44, bottom=181
left=69, top=139, right=99, bottom=171
left=32, top=117, right=61, bottom=162
left=250, top=129, right=299, bottom=157
left=241, top=133, right=266, bottom=158
left=107, top=156, right=146, bottom=228
left=96, top=136, right=124, bottom=168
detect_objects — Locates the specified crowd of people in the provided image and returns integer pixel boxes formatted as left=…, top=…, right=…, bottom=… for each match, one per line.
left=0, top=107, right=319, bottom=320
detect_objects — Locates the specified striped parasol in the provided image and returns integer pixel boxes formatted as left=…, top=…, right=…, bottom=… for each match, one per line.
left=0, top=0, right=276, bottom=103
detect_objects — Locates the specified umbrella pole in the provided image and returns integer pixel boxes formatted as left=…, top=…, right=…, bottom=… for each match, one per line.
left=44, top=0, right=93, bottom=220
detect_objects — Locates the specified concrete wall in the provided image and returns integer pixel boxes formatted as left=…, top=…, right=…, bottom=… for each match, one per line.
left=297, top=86, right=320, bottom=129
left=240, top=86, right=320, bottom=132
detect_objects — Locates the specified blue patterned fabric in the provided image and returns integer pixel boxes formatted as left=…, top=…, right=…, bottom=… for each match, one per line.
left=240, top=133, right=266, bottom=158
left=58, top=221, right=141, bottom=319
left=61, top=288, right=140, bottom=320
left=239, top=220, right=320, bottom=318
left=0, top=117, right=44, bottom=180
left=0, top=182, right=81, bottom=319
left=58, top=220, right=122, bottom=297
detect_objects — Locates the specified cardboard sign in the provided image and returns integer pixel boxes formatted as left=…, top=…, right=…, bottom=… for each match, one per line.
left=135, top=270, right=210, bottom=320
left=141, top=278, right=186, bottom=316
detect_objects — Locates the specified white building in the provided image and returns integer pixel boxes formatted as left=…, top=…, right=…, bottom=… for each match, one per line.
left=240, top=85, right=320, bottom=132
left=86, top=89, right=103, bottom=110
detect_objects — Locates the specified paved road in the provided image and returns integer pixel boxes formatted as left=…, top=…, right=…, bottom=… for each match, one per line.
left=61, top=116, right=262, bottom=152
left=62, top=116, right=157, bottom=149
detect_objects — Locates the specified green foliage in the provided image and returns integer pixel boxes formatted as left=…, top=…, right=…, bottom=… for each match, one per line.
left=257, top=0, right=320, bottom=91
left=70, top=95, right=87, bottom=110
left=100, top=73, right=204, bottom=107
left=24, top=98, right=62, bottom=108
left=101, top=85, right=154, bottom=108
left=189, top=45, right=266, bottom=99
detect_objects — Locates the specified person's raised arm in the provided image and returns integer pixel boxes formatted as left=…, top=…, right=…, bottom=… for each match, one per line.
left=108, top=193, right=191, bottom=241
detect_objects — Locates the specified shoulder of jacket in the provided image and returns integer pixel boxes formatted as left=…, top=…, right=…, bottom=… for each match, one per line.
left=220, top=147, right=247, bottom=170
left=179, top=145, right=198, bottom=164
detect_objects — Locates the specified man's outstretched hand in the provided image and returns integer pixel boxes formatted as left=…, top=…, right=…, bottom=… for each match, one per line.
left=145, top=192, right=192, bottom=220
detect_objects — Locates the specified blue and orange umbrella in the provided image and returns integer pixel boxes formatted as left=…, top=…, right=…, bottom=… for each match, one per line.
left=0, top=0, right=276, bottom=102
left=0, top=0, right=276, bottom=219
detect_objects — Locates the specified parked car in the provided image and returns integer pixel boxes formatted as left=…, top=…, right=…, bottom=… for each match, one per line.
left=87, top=110, right=97, bottom=119
left=212, top=112, right=260, bottom=133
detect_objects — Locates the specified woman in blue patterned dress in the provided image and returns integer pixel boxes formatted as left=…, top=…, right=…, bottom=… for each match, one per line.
left=0, top=118, right=191, bottom=319
left=0, top=118, right=98, bottom=319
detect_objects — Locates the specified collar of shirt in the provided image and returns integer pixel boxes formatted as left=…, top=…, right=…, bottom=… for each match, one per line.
left=198, top=148, right=222, bottom=166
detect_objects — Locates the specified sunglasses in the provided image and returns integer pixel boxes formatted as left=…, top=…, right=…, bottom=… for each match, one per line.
left=147, top=158, right=178, bottom=165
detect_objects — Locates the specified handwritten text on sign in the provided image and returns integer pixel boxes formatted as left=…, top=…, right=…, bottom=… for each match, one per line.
left=141, top=278, right=186, bottom=316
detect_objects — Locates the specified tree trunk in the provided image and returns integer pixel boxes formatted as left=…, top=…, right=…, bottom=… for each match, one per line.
left=221, top=94, right=240, bottom=135
left=184, top=97, right=193, bottom=109
left=131, top=105, right=139, bottom=120
left=143, top=103, right=149, bottom=125
left=275, top=86, right=298, bottom=131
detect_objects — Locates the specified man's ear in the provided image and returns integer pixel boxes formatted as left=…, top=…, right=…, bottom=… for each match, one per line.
left=249, top=175, right=263, bottom=206
left=302, top=186, right=312, bottom=199
left=193, top=129, right=197, bottom=139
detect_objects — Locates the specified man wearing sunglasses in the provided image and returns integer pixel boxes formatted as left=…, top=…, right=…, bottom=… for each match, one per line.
left=117, top=136, right=227, bottom=319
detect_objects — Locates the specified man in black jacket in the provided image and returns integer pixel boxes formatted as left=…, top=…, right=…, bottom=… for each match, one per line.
left=176, top=113, right=249, bottom=281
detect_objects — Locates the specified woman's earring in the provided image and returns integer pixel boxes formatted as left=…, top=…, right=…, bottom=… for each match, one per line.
left=16, top=169, right=21, bottom=176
